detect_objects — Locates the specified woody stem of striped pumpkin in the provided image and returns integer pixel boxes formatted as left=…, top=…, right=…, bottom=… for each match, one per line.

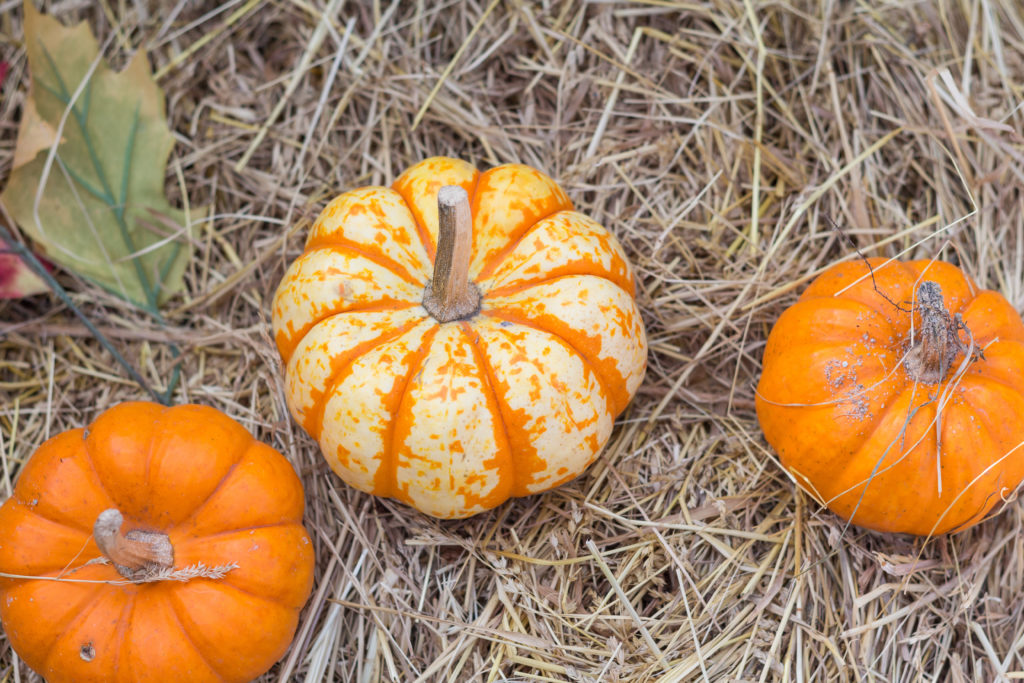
left=423, top=185, right=481, bottom=322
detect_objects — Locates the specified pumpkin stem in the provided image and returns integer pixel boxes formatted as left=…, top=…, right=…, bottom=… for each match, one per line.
left=93, top=509, right=174, bottom=581
left=903, top=281, right=970, bottom=384
left=422, top=185, right=481, bottom=322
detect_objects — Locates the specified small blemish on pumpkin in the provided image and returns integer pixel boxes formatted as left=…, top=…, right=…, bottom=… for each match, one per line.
left=80, top=643, right=96, bottom=662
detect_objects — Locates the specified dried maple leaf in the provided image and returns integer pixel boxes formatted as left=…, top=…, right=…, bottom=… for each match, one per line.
left=1, top=2, right=199, bottom=309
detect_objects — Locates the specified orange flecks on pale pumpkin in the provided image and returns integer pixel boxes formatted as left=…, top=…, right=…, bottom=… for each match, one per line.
left=392, top=157, right=479, bottom=261
left=484, top=275, right=648, bottom=414
left=0, top=402, right=315, bottom=683
left=321, top=322, right=439, bottom=498
left=272, top=156, right=647, bottom=518
left=478, top=210, right=634, bottom=296
left=468, top=164, right=572, bottom=278
left=470, top=318, right=612, bottom=496
left=757, top=257, right=1024, bottom=535
left=305, top=186, right=431, bottom=285
left=285, top=308, right=425, bottom=437
left=391, top=325, right=515, bottom=517
left=271, top=246, right=421, bottom=361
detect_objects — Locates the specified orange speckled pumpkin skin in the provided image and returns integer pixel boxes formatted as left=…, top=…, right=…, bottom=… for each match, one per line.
left=756, top=258, right=1024, bottom=535
left=0, top=402, right=315, bottom=683
left=272, top=157, right=647, bottom=518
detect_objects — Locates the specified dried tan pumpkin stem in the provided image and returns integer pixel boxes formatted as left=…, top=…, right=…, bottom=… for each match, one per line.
left=93, top=508, right=174, bottom=581
left=903, top=281, right=969, bottom=384
left=423, top=185, right=481, bottom=322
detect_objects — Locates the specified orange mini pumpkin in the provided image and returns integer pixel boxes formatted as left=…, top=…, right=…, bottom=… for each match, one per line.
left=0, top=402, right=315, bottom=682
left=757, top=258, right=1024, bottom=535
left=272, top=157, right=647, bottom=518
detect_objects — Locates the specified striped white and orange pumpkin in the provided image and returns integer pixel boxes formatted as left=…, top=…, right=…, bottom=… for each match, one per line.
left=272, top=157, right=646, bottom=518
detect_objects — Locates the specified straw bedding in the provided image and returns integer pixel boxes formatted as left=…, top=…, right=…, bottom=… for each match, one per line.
left=2, top=1, right=1024, bottom=680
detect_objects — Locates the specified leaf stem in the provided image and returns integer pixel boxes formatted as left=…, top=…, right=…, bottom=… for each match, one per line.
left=0, top=224, right=166, bottom=404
